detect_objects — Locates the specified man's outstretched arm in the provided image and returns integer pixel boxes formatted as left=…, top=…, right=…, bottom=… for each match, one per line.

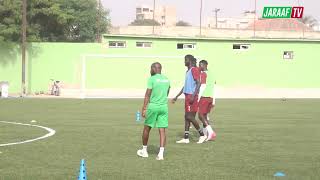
left=171, top=87, right=183, bottom=104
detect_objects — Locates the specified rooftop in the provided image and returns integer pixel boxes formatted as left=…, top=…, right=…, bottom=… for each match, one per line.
left=103, top=34, right=320, bottom=42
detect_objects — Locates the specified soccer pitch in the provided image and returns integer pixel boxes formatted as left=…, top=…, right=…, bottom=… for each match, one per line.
left=0, top=99, right=319, bottom=180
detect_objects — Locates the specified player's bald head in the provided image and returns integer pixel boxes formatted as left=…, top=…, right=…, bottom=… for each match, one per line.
left=150, top=62, right=162, bottom=75
left=152, top=62, right=162, bottom=70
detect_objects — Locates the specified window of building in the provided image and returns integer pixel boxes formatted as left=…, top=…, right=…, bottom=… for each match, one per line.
left=177, top=43, right=196, bottom=49
left=283, top=51, right=294, bottom=60
left=136, top=8, right=142, bottom=13
left=143, top=8, right=149, bottom=12
left=233, top=44, right=250, bottom=50
left=136, top=42, right=152, bottom=48
left=108, top=41, right=126, bottom=48
left=161, top=16, right=165, bottom=20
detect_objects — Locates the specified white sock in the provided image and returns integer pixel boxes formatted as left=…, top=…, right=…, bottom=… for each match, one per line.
left=206, top=125, right=214, bottom=134
left=142, top=145, right=147, bottom=152
left=158, top=147, right=164, bottom=157
left=203, top=127, right=208, bottom=135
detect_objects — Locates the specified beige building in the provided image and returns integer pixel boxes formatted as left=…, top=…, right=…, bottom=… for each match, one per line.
left=136, top=5, right=176, bottom=26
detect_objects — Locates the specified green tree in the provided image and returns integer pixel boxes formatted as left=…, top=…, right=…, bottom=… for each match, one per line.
left=0, top=0, right=111, bottom=42
left=0, top=0, right=23, bottom=42
left=129, top=19, right=160, bottom=26
left=298, top=15, right=318, bottom=28
left=176, top=20, right=190, bottom=26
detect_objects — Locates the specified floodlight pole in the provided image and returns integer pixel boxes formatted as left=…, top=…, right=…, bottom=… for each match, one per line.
left=96, top=0, right=102, bottom=43
left=152, top=0, right=156, bottom=34
left=214, top=8, right=220, bottom=28
left=199, top=0, right=203, bottom=36
left=253, top=0, right=256, bottom=38
left=21, top=0, right=27, bottom=96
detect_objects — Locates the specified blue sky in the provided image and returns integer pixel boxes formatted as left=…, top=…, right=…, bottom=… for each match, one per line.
left=101, top=0, right=319, bottom=26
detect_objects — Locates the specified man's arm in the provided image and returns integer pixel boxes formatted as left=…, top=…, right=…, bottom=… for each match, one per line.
left=171, top=87, right=183, bottom=104
left=190, top=67, right=201, bottom=104
left=190, top=80, right=200, bottom=104
left=142, top=89, right=152, bottom=118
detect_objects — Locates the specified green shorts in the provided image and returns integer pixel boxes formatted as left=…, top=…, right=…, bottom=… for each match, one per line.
left=144, top=106, right=168, bottom=128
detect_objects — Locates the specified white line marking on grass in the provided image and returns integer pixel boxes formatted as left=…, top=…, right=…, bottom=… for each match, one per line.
left=0, top=121, right=56, bottom=147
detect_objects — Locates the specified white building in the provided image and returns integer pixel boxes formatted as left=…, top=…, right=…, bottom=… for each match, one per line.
left=313, top=25, right=320, bottom=31
left=207, top=12, right=256, bottom=29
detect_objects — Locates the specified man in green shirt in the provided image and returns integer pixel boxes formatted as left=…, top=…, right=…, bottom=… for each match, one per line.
left=137, top=62, right=170, bottom=161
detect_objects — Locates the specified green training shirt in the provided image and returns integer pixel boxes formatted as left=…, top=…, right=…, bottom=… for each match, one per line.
left=147, top=74, right=170, bottom=108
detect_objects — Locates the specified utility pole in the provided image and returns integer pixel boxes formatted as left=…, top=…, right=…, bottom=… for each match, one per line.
left=96, top=0, right=102, bottom=42
left=200, top=0, right=203, bottom=36
left=21, top=0, right=27, bottom=96
left=152, top=0, right=156, bottom=34
left=214, top=8, right=220, bottom=28
left=253, top=0, right=256, bottom=38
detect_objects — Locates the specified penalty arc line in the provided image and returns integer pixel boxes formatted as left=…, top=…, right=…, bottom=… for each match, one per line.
left=0, top=121, right=56, bottom=147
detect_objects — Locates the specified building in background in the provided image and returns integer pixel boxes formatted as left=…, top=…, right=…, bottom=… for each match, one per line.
left=313, top=25, right=320, bottom=31
left=207, top=11, right=256, bottom=29
left=111, top=7, right=320, bottom=38
left=247, top=19, right=312, bottom=31
left=136, top=5, right=176, bottom=26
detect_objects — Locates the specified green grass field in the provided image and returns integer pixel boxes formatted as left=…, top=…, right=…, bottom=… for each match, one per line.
left=0, top=99, right=320, bottom=180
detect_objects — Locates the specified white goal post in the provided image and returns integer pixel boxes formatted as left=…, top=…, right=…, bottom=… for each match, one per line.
left=80, top=54, right=188, bottom=98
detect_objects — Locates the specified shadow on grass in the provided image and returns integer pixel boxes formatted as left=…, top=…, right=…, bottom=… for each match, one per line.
left=175, top=131, right=198, bottom=142
left=147, top=144, right=159, bottom=155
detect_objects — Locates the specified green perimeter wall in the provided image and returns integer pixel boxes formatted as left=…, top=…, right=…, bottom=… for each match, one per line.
left=1, top=35, right=320, bottom=94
